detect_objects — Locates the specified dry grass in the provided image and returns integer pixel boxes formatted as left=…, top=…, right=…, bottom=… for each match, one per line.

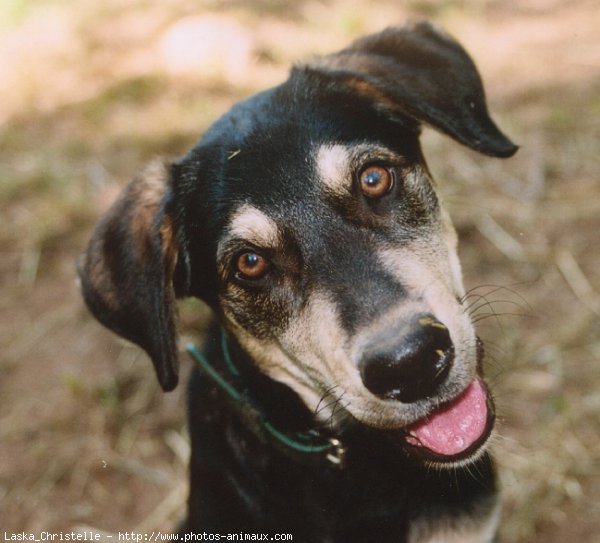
left=1, top=1, right=598, bottom=540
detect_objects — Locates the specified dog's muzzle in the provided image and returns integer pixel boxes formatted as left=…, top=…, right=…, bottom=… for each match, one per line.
left=357, top=314, right=494, bottom=463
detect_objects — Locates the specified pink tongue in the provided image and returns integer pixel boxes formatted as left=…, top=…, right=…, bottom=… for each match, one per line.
left=407, top=380, right=488, bottom=456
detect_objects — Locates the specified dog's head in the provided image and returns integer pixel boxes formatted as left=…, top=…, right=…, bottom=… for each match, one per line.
left=79, top=22, right=516, bottom=466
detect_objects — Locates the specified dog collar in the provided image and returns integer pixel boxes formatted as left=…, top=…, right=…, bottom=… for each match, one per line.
left=185, top=332, right=346, bottom=469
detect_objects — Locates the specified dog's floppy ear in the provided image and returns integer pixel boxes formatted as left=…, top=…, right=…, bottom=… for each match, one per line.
left=307, top=21, right=517, bottom=158
left=78, top=160, right=188, bottom=391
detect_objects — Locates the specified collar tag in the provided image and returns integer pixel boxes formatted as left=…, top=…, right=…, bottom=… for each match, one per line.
left=326, top=438, right=347, bottom=468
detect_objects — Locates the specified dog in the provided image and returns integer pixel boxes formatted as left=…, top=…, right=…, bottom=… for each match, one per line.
left=78, top=21, right=517, bottom=542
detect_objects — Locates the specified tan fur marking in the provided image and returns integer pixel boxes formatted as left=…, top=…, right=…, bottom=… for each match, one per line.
left=316, top=144, right=351, bottom=197
left=439, top=203, right=465, bottom=296
left=227, top=204, right=280, bottom=248
left=409, top=502, right=500, bottom=543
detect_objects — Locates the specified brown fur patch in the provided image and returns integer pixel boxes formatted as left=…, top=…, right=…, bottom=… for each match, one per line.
left=342, top=75, right=405, bottom=114
left=128, top=160, right=171, bottom=262
left=80, top=159, right=175, bottom=312
left=304, top=54, right=406, bottom=115
left=409, top=501, right=500, bottom=543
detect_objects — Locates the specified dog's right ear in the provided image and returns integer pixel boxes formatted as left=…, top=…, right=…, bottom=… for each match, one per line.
left=78, top=160, right=189, bottom=391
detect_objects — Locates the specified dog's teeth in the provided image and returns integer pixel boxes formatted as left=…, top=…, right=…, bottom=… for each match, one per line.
left=405, top=433, right=422, bottom=447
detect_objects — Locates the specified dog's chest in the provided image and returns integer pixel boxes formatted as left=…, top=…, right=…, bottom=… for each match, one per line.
left=408, top=502, right=500, bottom=543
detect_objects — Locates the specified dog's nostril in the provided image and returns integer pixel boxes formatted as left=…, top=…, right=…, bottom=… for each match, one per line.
left=359, top=315, right=454, bottom=403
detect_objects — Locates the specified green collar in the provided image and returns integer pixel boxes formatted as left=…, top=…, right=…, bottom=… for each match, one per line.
left=185, top=331, right=346, bottom=469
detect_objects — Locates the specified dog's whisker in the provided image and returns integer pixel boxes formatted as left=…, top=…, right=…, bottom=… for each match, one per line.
left=314, top=390, right=346, bottom=424
left=324, top=393, right=349, bottom=432
left=472, top=311, right=530, bottom=324
left=468, top=296, right=531, bottom=320
left=467, top=297, right=528, bottom=318
left=462, top=290, right=496, bottom=316
left=461, top=282, right=530, bottom=300
left=329, top=393, right=348, bottom=427
left=478, top=339, right=516, bottom=376
left=314, top=384, right=340, bottom=417
left=459, top=284, right=508, bottom=306
left=461, top=284, right=532, bottom=316
left=315, top=396, right=340, bottom=417
left=460, top=289, right=490, bottom=308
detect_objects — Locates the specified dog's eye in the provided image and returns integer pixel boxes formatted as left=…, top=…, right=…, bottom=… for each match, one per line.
left=358, top=165, right=394, bottom=198
left=236, top=251, right=269, bottom=280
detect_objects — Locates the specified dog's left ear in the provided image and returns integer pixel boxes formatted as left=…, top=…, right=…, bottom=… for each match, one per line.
left=307, top=21, right=517, bottom=158
left=78, top=160, right=188, bottom=391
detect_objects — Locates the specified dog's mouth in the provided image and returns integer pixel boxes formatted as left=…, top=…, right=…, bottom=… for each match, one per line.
left=395, top=378, right=495, bottom=465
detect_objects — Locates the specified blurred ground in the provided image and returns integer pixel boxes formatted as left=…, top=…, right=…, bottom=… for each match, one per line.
left=1, top=0, right=599, bottom=540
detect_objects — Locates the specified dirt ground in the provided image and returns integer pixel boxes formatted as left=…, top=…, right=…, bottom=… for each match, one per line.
left=1, top=1, right=599, bottom=541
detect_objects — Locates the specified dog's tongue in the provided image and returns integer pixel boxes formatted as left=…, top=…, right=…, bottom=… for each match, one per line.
left=406, top=379, right=488, bottom=456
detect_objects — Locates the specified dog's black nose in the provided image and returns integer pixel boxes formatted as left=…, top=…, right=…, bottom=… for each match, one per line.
left=359, top=315, right=454, bottom=403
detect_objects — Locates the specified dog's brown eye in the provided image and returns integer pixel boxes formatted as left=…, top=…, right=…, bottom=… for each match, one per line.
left=359, top=165, right=394, bottom=198
left=236, top=251, right=269, bottom=280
